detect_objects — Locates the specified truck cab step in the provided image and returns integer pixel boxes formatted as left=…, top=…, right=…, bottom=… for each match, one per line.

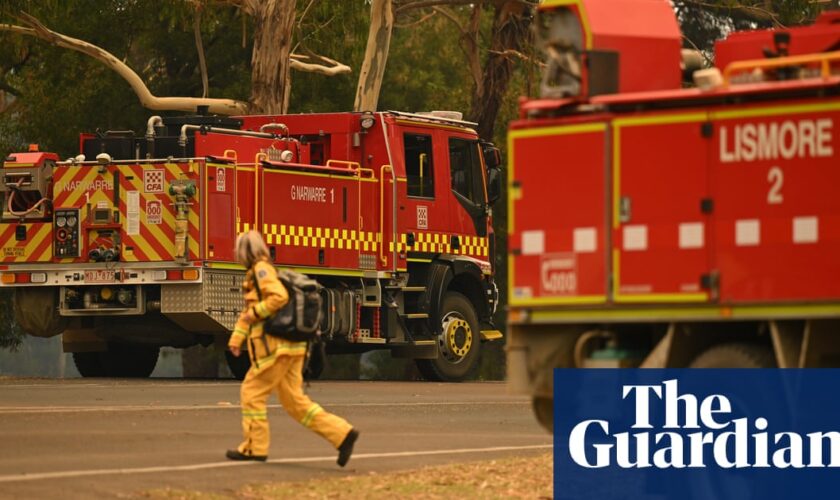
left=400, top=313, right=429, bottom=319
left=384, top=285, right=427, bottom=292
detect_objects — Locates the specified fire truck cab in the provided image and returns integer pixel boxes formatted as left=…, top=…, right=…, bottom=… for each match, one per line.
left=1, top=110, right=502, bottom=381
left=508, top=0, right=840, bottom=431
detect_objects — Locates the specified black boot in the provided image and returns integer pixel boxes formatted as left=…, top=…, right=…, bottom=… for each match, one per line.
left=337, top=429, right=360, bottom=467
left=226, top=449, right=267, bottom=462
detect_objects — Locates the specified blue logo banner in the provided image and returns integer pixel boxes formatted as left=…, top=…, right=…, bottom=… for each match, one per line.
left=554, top=369, right=840, bottom=500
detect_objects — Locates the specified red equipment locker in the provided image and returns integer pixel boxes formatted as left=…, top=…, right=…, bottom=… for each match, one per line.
left=709, top=100, right=840, bottom=303
left=205, top=161, right=236, bottom=261
left=613, top=113, right=712, bottom=302
left=509, top=121, right=608, bottom=306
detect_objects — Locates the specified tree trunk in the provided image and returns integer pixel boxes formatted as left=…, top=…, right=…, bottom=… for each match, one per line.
left=354, top=0, right=394, bottom=112
left=467, top=1, right=533, bottom=141
left=250, top=0, right=296, bottom=114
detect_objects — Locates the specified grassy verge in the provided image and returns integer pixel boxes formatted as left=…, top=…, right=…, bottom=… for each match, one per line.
left=148, top=453, right=552, bottom=499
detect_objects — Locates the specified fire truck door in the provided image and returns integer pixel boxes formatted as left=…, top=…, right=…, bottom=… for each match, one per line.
left=612, top=114, right=712, bottom=303
left=399, top=130, right=450, bottom=252
left=206, top=163, right=235, bottom=261
left=509, top=123, right=608, bottom=306
left=447, top=137, right=488, bottom=239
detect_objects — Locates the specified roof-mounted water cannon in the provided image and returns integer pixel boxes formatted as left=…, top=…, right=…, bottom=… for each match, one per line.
left=536, top=0, right=682, bottom=99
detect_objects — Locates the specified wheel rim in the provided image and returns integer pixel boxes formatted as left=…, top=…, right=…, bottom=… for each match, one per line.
left=439, top=312, right=473, bottom=363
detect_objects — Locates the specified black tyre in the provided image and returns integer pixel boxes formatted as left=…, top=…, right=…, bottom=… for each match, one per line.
left=689, top=342, right=775, bottom=368
left=72, top=351, right=108, bottom=377
left=73, top=343, right=160, bottom=378
left=102, top=343, right=160, bottom=377
left=686, top=342, right=776, bottom=500
left=416, top=292, right=481, bottom=382
left=225, top=350, right=251, bottom=380
left=532, top=396, right=554, bottom=434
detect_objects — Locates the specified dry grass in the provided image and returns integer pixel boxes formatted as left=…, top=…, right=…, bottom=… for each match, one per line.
left=147, top=453, right=552, bottom=500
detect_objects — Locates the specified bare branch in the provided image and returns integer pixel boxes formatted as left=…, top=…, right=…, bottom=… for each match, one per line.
left=395, top=0, right=536, bottom=15
left=432, top=5, right=465, bottom=32
left=297, top=0, right=319, bottom=27
left=396, top=0, right=488, bottom=14
left=681, top=34, right=713, bottom=67
left=289, top=53, right=351, bottom=76
left=211, top=0, right=256, bottom=16
left=487, top=48, right=545, bottom=67
left=193, top=6, right=210, bottom=98
left=1, top=13, right=248, bottom=114
left=394, top=10, right=436, bottom=28
left=678, top=0, right=785, bottom=26
left=431, top=5, right=482, bottom=90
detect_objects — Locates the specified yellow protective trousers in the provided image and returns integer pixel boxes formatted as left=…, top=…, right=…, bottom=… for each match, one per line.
left=237, top=354, right=353, bottom=457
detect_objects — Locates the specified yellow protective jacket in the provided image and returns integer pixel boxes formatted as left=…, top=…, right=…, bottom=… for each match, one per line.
left=228, top=259, right=308, bottom=372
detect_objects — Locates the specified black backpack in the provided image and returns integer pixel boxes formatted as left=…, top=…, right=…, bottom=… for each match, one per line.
left=254, top=269, right=323, bottom=342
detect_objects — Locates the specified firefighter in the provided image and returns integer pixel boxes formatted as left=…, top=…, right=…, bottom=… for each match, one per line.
left=226, top=230, right=359, bottom=466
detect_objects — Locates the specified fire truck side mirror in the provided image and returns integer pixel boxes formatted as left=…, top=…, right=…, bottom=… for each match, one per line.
left=487, top=167, right=502, bottom=205
left=482, top=144, right=501, bottom=170
left=482, top=143, right=502, bottom=205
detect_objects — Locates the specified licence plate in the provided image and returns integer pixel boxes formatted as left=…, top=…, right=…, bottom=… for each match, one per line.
left=85, top=270, right=115, bottom=283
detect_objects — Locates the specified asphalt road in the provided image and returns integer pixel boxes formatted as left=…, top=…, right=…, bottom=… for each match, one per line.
left=0, top=378, right=551, bottom=499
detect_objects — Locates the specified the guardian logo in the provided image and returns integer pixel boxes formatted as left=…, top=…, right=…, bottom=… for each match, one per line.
left=569, top=379, right=840, bottom=469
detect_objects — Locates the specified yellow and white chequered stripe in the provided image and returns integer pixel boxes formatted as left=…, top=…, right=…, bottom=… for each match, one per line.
left=389, top=232, right=489, bottom=258
left=459, top=235, right=489, bottom=257
left=236, top=222, right=380, bottom=252
left=236, top=222, right=488, bottom=258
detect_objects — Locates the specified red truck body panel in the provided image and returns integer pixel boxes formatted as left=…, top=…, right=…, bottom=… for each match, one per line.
left=510, top=96, right=840, bottom=310
left=0, top=112, right=491, bottom=281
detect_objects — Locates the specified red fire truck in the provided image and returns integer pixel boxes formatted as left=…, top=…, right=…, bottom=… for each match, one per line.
left=1, top=110, right=503, bottom=380
left=507, top=0, right=840, bottom=430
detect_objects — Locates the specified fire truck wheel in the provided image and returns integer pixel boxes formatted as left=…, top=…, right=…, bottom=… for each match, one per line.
left=532, top=396, right=554, bottom=434
left=688, top=342, right=775, bottom=368
left=303, top=348, right=325, bottom=381
left=72, top=351, right=108, bottom=377
left=72, top=344, right=160, bottom=378
left=225, top=350, right=251, bottom=381
left=100, top=343, right=160, bottom=378
left=416, top=292, right=481, bottom=382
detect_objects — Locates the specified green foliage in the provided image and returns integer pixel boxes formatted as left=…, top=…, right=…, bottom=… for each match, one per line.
left=675, top=0, right=827, bottom=55
left=0, top=290, right=23, bottom=351
left=0, top=1, right=250, bottom=157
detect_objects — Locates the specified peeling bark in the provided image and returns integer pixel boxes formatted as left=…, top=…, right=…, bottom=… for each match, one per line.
left=249, top=0, right=296, bottom=114
left=467, top=2, right=533, bottom=141
left=355, top=0, right=394, bottom=112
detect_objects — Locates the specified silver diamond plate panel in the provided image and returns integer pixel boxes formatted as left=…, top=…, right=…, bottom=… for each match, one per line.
left=203, top=270, right=246, bottom=330
left=161, top=270, right=247, bottom=331
left=161, top=284, right=204, bottom=313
